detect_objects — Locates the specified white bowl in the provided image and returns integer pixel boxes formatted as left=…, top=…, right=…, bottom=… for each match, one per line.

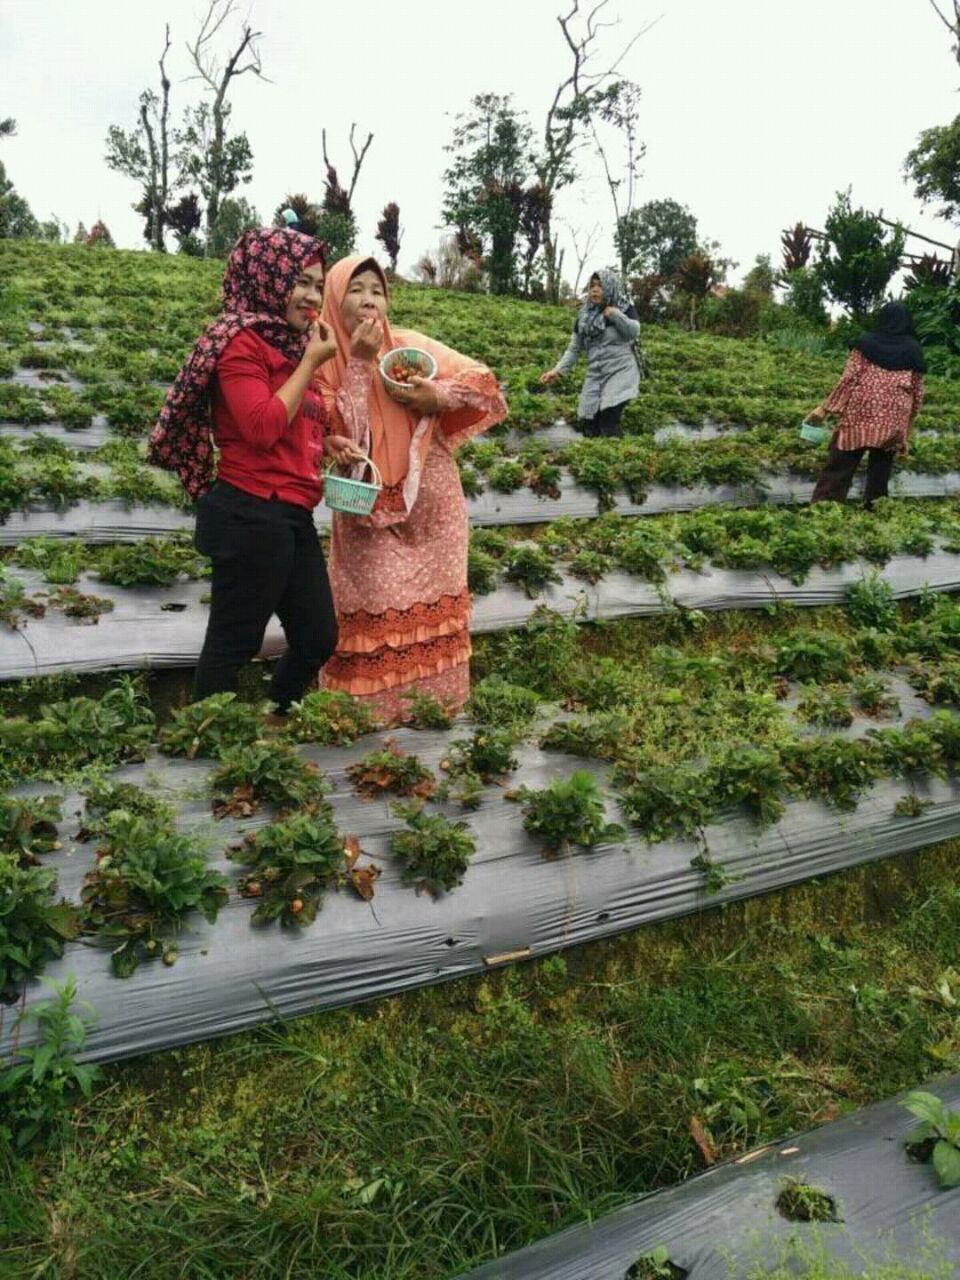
left=379, top=346, right=438, bottom=393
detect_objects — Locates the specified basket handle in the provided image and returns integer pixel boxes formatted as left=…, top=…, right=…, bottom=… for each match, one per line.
left=326, top=451, right=382, bottom=488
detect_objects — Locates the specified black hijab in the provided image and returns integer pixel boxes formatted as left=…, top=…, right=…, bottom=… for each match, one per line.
left=853, top=301, right=926, bottom=374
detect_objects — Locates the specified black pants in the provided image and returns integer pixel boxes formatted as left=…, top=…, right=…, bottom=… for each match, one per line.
left=578, top=401, right=628, bottom=438
left=811, top=444, right=896, bottom=507
left=193, top=481, right=338, bottom=710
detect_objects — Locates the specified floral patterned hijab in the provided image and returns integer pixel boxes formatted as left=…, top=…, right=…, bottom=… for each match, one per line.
left=148, top=227, right=327, bottom=498
left=576, top=268, right=632, bottom=344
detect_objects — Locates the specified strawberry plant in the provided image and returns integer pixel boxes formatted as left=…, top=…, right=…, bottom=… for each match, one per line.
left=96, top=535, right=207, bottom=587
left=282, top=689, right=378, bottom=746
left=525, top=457, right=562, bottom=500
left=209, top=741, right=327, bottom=818
left=13, top=537, right=84, bottom=584
left=228, top=811, right=347, bottom=927
left=902, top=1091, right=960, bottom=1187
left=78, top=779, right=174, bottom=841
left=516, top=770, right=625, bottom=857
left=392, top=801, right=476, bottom=896
left=404, top=691, right=456, bottom=730
left=776, top=631, right=853, bottom=683
left=796, top=685, right=854, bottom=729
left=568, top=548, right=612, bottom=584
left=467, top=543, right=501, bottom=595
left=348, top=742, right=435, bottom=799
left=0, top=856, right=79, bottom=997
left=542, top=711, right=633, bottom=761
left=851, top=673, right=900, bottom=718
left=458, top=464, right=484, bottom=498
left=614, top=526, right=671, bottom=582
left=908, top=657, right=960, bottom=707
left=618, top=764, right=712, bottom=841
left=467, top=675, right=540, bottom=730
left=44, top=585, right=114, bottom=623
left=782, top=736, right=882, bottom=810
left=486, top=459, right=525, bottom=493
left=0, top=574, right=46, bottom=629
left=79, top=810, right=228, bottom=977
left=625, top=1246, right=687, bottom=1279
left=894, top=793, right=932, bottom=818
left=504, top=542, right=562, bottom=598
left=159, top=692, right=264, bottom=760
left=867, top=721, right=945, bottom=779
left=446, top=727, right=518, bottom=781
left=775, top=1177, right=840, bottom=1223
left=0, top=794, right=62, bottom=866
left=846, top=575, right=899, bottom=631
left=21, top=681, right=154, bottom=777
left=706, top=745, right=787, bottom=825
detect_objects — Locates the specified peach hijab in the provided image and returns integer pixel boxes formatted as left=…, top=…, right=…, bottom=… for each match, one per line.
left=318, top=254, right=490, bottom=523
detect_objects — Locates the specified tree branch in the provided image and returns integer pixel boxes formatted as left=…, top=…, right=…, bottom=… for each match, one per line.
left=347, top=123, right=374, bottom=206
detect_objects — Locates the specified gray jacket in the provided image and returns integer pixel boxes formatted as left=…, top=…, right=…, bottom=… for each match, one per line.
left=553, top=307, right=642, bottom=419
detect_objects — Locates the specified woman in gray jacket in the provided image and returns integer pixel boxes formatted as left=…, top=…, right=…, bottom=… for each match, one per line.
left=540, top=269, right=642, bottom=437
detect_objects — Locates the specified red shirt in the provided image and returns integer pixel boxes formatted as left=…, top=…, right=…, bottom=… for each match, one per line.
left=211, top=329, right=325, bottom=509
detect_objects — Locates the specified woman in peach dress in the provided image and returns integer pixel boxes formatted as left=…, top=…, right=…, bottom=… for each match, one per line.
left=317, top=255, right=507, bottom=723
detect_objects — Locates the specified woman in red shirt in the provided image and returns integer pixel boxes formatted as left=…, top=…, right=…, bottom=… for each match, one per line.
left=150, top=227, right=362, bottom=711
left=808, top=302, right=926, bottom=507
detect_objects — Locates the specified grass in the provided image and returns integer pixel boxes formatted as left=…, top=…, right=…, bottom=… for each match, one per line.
left=2, top=841, right=960, bottom=1278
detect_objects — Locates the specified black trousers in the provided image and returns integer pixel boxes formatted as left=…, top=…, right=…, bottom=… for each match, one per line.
left=578, top=400, right=628, bottom=438
left=811, top=444, right=896, bottom=507
left=193, top=481, right=338, bottom=710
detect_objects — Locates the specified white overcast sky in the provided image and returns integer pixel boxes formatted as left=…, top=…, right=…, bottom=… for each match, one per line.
left=1, top=0, right=957, bottom=284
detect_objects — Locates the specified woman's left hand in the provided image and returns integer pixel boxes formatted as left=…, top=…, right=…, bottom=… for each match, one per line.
left=603, top=305, right=617, bottom=318
left=324, top=434, right=367, bottom=466
left=385, top=374, right=440, bottom=416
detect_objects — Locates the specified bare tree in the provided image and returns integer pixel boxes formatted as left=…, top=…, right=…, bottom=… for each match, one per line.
left=564, top=219, right=601, bottom=295
left=321, top=124, right=374, bottom=213
left=928, top=0, right=960, bottom=65
left=105, top=26, right=175, bottom=250
left=140, top=25, right=173, bottom=251
left=588, top=77, right=645, bottom=279
left=534, top=0, right=653, bottom=302
left=183, top=0, right=267, bottom=241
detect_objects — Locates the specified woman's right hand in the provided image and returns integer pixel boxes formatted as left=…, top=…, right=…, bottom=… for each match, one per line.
left=305, top=320, right=337, bottom=368
left=539, top=370, right=559, bottom=385
left=350, top=316, right=383, bottom=361
left=806, top=404, right=827, bottom=423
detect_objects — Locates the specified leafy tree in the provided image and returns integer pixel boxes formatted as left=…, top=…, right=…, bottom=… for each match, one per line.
left=207, top=196, right=260, bottom=257
left=0, top=118, right=15, bottom=139
left=781, top=222, right=814, bottom=271
left=0, top=160, right=38, bottom=239
left=743, top=253, right=775, bottom=298
left=817, top=190, right=905, bottom=318
left=905, top=116, right=960, bottom=224
left=165, top=193, right=203, bottom=254
left=443, top=93, right=533, bottom=294
left=273, top=193, right=322, bottom=236
left=85, top=221, right=116, bottom=249
left=782, top=267, right=829, bottom=327
left=616, top=197, right=698, bottom=278
left=174, top=101, right=254, bottom=249
left=375, top=201, right=402, bottom=273
left=674, top=251, right=720, bottom=330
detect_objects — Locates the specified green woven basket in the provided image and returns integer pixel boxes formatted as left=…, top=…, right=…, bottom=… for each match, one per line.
left=799, top=418, right=829, bottom=445
left=324, top=453, right=382, bottom=515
